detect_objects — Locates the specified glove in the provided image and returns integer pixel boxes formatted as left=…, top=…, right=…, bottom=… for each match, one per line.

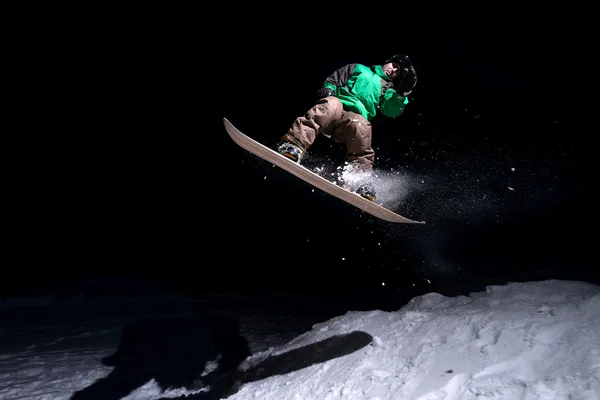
left=317, top=87, right=335, bottom=98
left=394, top=65, right=417, bottom=96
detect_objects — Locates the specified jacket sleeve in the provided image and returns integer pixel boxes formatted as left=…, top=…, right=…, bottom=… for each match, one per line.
left=379, top=88, right=409, bottom=118
left=322, top=63, right=359, bottom=90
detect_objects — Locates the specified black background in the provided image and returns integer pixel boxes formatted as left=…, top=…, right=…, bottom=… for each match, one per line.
left=11, top=8, right=599, bottom=299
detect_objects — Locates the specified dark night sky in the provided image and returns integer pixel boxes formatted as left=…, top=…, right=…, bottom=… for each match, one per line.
left=11, top=10, right=599, bottom=298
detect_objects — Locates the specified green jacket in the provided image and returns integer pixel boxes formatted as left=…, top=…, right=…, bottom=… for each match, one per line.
left=322, top=63, right=409, bottom=121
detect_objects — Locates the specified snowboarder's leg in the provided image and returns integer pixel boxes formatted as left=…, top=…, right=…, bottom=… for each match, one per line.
left=331, top=111, right=374, bottom=172
left=279, top=96, right=343, bottom=161
left=331, top=112, right=377, bottom=201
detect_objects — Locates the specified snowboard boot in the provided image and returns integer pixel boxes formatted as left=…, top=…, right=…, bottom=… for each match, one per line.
left=277, top=134, right=304, bottom=163
left=356, top=182, right=376, bottom=202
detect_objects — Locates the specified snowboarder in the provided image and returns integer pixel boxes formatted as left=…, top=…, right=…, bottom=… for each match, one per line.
left=278, top=54, right=418, bottom=202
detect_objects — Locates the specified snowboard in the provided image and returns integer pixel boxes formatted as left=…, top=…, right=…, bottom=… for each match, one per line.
left=223, top=118, right=424, bottom=224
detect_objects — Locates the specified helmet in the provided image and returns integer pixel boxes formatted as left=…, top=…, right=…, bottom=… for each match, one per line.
left=386, top=54, right=413, bottom=69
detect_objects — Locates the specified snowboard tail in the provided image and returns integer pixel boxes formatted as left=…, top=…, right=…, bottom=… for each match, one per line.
left=223, top=118, right=424, bottom=224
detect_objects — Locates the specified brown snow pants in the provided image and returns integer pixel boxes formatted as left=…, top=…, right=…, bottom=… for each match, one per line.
left=282, top=96, right=374, bottom=171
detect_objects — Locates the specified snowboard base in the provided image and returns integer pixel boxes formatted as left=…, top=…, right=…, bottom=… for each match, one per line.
left=223, top=118, right=424, bottom=224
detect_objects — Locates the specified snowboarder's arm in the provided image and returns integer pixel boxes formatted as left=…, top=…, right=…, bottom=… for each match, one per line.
left=379, top=89, right=409, bottom=118
left=322, top=63, right=359, bottom=91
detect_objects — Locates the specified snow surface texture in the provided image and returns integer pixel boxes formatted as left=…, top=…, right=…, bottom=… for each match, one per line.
left=229, top=280, right=600, bottom=400
left=1, top=280, right=599, bottom=399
